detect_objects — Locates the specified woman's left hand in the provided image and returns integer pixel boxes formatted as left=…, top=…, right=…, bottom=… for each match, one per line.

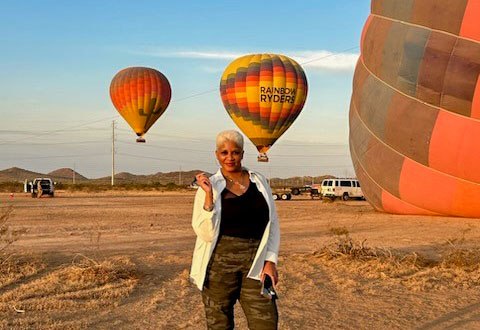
left=262, top=261, right=278, bottom=286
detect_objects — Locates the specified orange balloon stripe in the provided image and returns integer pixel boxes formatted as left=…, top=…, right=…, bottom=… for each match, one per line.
left=399, top=158, right=480, bottom=218
left=429, top=110, right=480, bottom=184
left=381, top=189, right=437, bottom=215
left=460, top=0, right=480, bottom=41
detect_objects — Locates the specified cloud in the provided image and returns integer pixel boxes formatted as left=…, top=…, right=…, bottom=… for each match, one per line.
left=130, top=47, right=359, bottom=72
left=291, top=51, right=359, bottom=72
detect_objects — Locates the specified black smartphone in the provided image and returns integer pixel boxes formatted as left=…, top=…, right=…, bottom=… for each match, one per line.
left=260, top=274, right=278, bottom=300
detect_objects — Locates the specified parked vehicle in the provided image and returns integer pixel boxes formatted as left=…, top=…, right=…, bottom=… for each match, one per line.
left=290, top=185, right=311, bottom=196
left=272, top=191, right=292, bottom=201
left=320, top=178, right=364, bottom=201
left=24, top=178, right=55, bottom=198
left=310, top=188, right=321, bottom=199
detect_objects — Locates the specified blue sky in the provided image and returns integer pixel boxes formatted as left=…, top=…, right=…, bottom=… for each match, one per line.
left=0, top=0, right=370, bottom=179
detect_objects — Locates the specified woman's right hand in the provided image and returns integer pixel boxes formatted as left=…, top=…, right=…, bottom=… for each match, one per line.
left=196, top=173, right=212, bottom=193
left=196, top=173, right=214, bottom=211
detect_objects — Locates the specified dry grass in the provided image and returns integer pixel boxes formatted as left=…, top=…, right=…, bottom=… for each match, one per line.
left=311, top=230, right=480, bottom=291
left=0, top=256, right=138, bottom=329
left=0, top=206, right=39, bottom=292
left=0, top=206, right=26, bottom=258
left=0, top=256, right=46, bottom=291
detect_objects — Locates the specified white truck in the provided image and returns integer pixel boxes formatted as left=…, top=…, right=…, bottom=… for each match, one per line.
left=24, top=178, right=55, bottom=198
left=320, top=178, right=364, bottom=201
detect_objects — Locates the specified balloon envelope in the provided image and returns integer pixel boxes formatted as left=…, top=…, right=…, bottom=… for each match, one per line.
left=350, top=0, right=480, bottom=217
left=220, top=54, right=308, bottom=158
left=110, top=67, right=171, bottom=140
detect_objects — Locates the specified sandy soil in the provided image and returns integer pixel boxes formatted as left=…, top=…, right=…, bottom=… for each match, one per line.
left=1, top=191, right=480, bottom=329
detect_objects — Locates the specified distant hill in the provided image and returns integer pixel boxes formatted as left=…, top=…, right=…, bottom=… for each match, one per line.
left=0, top=167, right=46, bottom=182
left=48, top=168, right=88, bottom=181
left=91, top=170, right=205, bottom=185
left=269, top=175, right=335, bottom=188
left=0, top=167, right=89, bottom=183
left=0, top=167, right=337, bottom=186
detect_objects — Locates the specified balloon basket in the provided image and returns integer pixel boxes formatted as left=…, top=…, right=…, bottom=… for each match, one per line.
left=136, top=137, right=146, bottom=143
left=257, top=154, right=269, bottom=162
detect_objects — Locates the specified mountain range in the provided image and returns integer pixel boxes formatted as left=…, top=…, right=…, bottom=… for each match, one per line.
left=0, top=167, right=333, bottom=187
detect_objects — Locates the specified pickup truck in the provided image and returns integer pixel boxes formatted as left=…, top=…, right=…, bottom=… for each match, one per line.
left=24, top=178, right=55, bottom=198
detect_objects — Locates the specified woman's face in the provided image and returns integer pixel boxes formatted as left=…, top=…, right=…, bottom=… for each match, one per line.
left=216, top=140, right=244, bottom=173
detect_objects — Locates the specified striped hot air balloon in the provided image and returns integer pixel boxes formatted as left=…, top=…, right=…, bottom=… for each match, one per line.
left=110, top=67, right=171, bottom=142
left=220, top=54, right=308, bottom=161
left=350, top=0, right=480, bottom=217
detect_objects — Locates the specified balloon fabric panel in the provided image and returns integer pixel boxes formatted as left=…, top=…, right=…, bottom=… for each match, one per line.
left=350, top=0, right=480, bottom=217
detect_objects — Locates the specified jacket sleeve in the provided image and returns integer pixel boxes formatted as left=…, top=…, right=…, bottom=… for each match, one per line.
left=263, top=177, right=280, bottom=264
left=192, top=188, right=216, bottom=243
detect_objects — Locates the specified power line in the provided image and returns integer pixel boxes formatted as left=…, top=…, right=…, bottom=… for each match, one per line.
left=299, top=46, right=359, bottom=65
left=117, top=152, right=214, bottom=165
left=0, top=127, right=110, bottom=135
left=171, top=88, right=218, bottom=103
left=115, top=139, right=350, bottom=158
left=0, top=140, right=105, bottom=146
left=116, top=127, right=348, bottom=147
left=0, top=152, right=107, bottom=160
left=0, top=115, right=119, bottom=145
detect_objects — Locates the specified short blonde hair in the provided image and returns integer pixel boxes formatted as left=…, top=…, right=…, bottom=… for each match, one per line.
left=216, top=130, right=244, bottom=150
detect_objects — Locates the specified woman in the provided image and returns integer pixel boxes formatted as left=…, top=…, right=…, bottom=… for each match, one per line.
left=190, top=130, right=280, bottom=330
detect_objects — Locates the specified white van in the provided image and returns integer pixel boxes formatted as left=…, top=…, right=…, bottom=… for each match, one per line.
left=320, top=178, right=364, bottom=201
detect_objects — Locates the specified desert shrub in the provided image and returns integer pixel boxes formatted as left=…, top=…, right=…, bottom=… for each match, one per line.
left=165, top=182, right=179, bottom=191
left=0, top=182, right=23, bottom=193
left=56, top=182, right=186, bottom=192
left=0, top=206, right=26, bottom=259
left=312, top=231, right=480, bottom=291
left=0, top=256, right=138, bottom=315
left=329, top=226, right=349, bottom=236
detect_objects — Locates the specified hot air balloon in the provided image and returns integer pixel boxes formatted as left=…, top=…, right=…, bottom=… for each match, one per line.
left=350, top=0, right=480, bottom=217
left=220, top=54, right=308, bottom=161
left=110, top=67, right=171, bottom=143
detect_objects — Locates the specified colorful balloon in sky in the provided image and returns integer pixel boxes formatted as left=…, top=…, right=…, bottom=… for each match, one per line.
left=110, top=67, right=171, bottom=142
left=350, top=0, right=480, bottom=217
left=220, top=54, right=308, bottom=161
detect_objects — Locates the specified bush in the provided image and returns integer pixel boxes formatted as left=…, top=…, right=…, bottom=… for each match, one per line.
left=0, top=206, right=26, bottom=261
left=0, top=182, right=23, bottom=193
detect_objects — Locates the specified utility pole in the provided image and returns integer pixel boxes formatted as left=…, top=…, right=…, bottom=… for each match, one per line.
left=179, top=165, right=182, bottom=185
left=111, top=120, right=116, bottom=186
left=73, top=162, right=76, bottom=184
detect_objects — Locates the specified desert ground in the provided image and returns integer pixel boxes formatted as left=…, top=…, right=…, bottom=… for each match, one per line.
left=1, top=191, right=480, bottom=329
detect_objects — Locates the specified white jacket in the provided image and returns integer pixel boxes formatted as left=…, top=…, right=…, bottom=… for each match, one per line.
left=190, top=168, right=280, bottom=290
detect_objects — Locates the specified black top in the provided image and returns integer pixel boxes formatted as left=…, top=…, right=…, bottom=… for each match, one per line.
left=219, top=181, right=270, bottom=239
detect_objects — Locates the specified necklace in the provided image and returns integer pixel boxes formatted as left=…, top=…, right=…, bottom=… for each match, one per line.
left=225, top=171, right=246, bottom=190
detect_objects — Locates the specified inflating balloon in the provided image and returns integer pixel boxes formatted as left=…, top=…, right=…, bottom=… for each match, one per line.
left=220, top=54, right=308, bottom=161
left=350, top=0, right=480, bottom=217
left=110, top=67, right=171, bottom=142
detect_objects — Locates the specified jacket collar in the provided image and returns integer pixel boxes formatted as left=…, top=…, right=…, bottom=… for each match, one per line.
left=211, top=167, right=258, bottom=191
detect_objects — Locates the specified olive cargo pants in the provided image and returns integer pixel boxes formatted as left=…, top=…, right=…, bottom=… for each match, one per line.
left=202, top=235, right=278, bottom=330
